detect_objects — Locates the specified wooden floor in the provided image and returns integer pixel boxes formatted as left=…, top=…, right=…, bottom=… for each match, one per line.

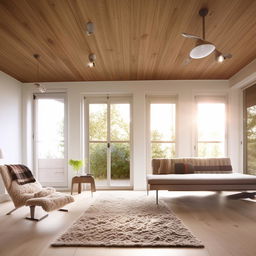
left=0, top=190, right=256, bottom=256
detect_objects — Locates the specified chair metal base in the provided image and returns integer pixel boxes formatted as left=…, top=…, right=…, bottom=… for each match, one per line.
left=6, top=206, right=69, bottom=222
left=6, top=208, right=19, bottom=215
left=25, top=214, right=49, bottom=222
left=25, top=205, right=49, bottom=222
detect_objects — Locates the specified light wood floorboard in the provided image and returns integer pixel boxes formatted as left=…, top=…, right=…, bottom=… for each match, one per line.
left=0, top=191, right=256, bottom=256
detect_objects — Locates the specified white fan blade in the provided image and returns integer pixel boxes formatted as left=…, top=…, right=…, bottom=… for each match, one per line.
left=181, top=33, right=202, bottom=40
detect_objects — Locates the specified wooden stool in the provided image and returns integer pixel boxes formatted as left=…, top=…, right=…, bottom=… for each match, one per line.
left=71, top=175, right=96, bottom=196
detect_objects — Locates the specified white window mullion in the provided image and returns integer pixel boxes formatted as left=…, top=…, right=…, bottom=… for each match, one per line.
left=107, top=97, right=111, bottom=186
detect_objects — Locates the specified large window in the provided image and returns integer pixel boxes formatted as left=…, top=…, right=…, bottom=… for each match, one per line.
left=244, top=85, right=256, bottom=175
left=148, top=97, right=176, bottom=160
left=85, top=96, right=131, bottom=188
left=196, top=97, right=226, bottom=157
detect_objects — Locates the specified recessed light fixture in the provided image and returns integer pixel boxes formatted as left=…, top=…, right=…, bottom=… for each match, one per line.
left=86, top=22, right=94, bottom=36
left=87, top=53, right=96, bottom=68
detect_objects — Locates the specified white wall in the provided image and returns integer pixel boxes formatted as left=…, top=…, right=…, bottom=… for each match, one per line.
left=230, top=59, right=256, bottom=89
left=22, top=79, right=241, bottom=190
left=0, top=71, right=22, bottom=201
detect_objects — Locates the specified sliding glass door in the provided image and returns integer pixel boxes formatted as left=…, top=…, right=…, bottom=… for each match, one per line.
left=85, top=97, right=131, bottom=188
left=244, top=85, right=256, bottom=175
left=34, top=93, right=67, bottom=187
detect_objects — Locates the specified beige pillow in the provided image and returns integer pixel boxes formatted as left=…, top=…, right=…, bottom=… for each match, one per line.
left=158, top=159, right=172, bottom=174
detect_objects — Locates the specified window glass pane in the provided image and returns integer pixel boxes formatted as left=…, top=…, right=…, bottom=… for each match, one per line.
left=246, top=105, right=256, bottom=174
left=198, top=143, right=225, bottom=158
left=197, top=102, right=226, bottom=157
left=197, top=103, right=225, bottom=141
left=150, top=104, right=175, bottom=141
left=37, top=99, right=64, bottom=159
left=111, top=143, right=130, bottom=186
left=89, top=143, right=107, bottom=185
left=110, top=104, right=130, bottom=141
left=151, top=143, right=175, bottom=159
left=89, top=104, right=107, bottom=141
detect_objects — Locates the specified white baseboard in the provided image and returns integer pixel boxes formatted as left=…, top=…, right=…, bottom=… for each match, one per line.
left=0, top=193, right=10, bottom=203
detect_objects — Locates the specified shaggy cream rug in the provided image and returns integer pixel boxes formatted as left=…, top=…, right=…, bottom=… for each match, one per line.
left=52, top=191, right=203, bottom=247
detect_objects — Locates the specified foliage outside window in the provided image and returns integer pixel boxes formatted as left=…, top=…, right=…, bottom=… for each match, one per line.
left=246, top=105, right=256, bottom=174
left=89, top=103, right=130, bottom=180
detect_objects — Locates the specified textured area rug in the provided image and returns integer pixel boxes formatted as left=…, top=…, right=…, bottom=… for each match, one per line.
left=52, top=192, right=203, bottom=248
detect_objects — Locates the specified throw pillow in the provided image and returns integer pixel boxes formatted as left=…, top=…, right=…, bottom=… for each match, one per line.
left=174, top=163, right=194, bottom=174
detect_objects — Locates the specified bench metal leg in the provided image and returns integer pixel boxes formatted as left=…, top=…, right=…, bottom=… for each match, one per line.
left=26, top=206, right=48, bottom=221
left=156, top=190, right=158, bottom=205
left=6, top=208, right=19, bottom=215
left=58, top=208, right=68, bottom=212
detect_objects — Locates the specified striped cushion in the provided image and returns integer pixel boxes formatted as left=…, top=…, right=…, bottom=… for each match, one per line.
left=152, top=158, right=232, bottom=174
left=158, top=159, right=173, bottom=174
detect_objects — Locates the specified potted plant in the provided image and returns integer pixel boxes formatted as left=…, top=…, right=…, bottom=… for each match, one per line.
left=69, top=159, right=84, bottom=176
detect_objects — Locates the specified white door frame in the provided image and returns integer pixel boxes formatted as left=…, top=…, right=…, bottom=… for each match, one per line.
left=33, top=93, right=68, bottom=187
left=84, top=95, right=133, bottom=189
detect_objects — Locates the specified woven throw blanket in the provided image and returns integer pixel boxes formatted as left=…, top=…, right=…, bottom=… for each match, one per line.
left=6, top=164, right=36, bottom=185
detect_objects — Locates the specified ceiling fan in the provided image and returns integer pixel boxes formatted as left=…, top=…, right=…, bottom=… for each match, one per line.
left=182, top=8, right=232, bottom=62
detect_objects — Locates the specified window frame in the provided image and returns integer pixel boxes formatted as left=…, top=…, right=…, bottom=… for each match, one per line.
left=243, top=84, right=256, bottom=174
left=83, top=95, right=133, bottom=189
left=194, top=96, right=228, bottom=157
left=146, top=95, right=177, bottom=171
left=33, top=92, right=68, bottom=187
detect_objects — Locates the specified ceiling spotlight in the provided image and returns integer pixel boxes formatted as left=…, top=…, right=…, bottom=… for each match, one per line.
left=86, top=22, right=94, bottom=36
left=215, top=51, right=232, bottom=63
left=35, top=82, right=46, bottom=93
left=88, top=53, right=96, bottom=68
left=216, top=54, right=224, bottom=63
left=33, top=54, right=46, bottom=93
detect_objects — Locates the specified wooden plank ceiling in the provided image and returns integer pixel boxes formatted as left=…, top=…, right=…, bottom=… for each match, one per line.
left=0, top=0, right=256, bottom=82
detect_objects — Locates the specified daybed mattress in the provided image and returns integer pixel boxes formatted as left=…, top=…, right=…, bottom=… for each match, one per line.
left=147, top=173, right=256, bottom=185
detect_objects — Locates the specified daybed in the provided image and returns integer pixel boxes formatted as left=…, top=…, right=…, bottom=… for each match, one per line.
left=147, top=158, right=256, bottom=204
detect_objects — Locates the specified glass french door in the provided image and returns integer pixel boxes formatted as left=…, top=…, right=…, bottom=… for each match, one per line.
left=244, top=85, right=256, bottom=175
left=34, top=93, right=67, bottom=187
left=85, top=97, right=131, bottom=188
